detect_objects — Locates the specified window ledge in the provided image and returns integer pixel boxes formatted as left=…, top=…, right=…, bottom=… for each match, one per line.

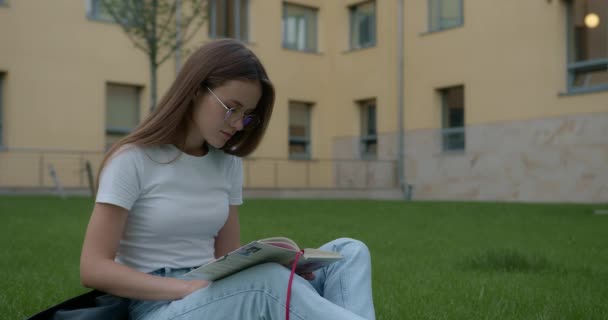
left=207, top=36, right=254, bottom=45
left=439, top=149, right=466, bottom=156
left=342, top=44, right=377, bottom=54
left=288, top=156, right=312, bottom=161
left=360, top=156, right=378, bottom=161
left=282, top=47, right=323, bottom=56
left=87, top=15, right=117, bottom=25
left=559, top=85, right=608, bottom=97
left=419, top=24, right=464, bottom=36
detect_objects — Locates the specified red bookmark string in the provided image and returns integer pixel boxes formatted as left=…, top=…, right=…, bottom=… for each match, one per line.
left=286, top=250, right=305, bottom=320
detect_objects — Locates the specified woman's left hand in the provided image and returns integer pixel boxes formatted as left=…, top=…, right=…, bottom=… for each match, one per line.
left=298, top=272, right=316, bottom=281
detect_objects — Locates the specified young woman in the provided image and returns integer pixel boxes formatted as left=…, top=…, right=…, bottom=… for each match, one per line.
left=80, top=39, right=376, bottom=320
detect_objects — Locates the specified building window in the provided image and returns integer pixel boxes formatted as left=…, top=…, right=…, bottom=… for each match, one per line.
left=568, top=0, right=608, bottom=92
left=87, top=0, right=115, bottom=22
left=350, top=1, right=376, bottom=50
left=359, top=99, right=377, bottom=159
left=208, top=0, right=249, bottom=41
left=105, top=83, right=141, bottom=150
left=440, top=86, right=465, bottom=152
left=289, top=101, right=312, bottom=159
left=0, top=73, right=4, bottom=148
left=428, top=0, right=463, bottom=32
left=283, top=3, right=318, bottom=52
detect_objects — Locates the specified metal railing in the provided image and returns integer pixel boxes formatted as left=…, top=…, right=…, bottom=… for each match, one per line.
left=242, top=157, right=398, bottom=190
left=0, top=148, right=104, bottom=190
left=0, top=148, right=399, bottom=191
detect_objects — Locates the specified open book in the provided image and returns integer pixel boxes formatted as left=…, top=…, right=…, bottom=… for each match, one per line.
left=184, top=237, right=343, bottom=281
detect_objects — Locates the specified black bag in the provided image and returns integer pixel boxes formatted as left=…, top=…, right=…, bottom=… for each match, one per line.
left=26, top=290, right=129, bottom=320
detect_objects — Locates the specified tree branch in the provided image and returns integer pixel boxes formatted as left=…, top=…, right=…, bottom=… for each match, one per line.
left=155, top=1, right=178, bottom=46
left=156, top=15, right=205, bottom=65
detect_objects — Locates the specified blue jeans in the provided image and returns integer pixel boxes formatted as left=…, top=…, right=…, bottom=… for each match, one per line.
left=129, top=238, right=376, bottom=320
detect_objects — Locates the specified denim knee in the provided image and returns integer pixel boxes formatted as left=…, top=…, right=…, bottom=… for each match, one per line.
left=243, top=262, right=293, bottom=288
left=332, top=238, right=371, bottom=261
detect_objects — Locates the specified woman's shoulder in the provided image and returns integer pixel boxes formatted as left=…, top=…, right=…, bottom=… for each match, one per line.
left=109, top=144, right=173, bottom=166
left=98, top=144, right=147, bottom=179
left=216, top=148, right=242, bottom=174
left=210, top=147, right=241, bottom=162
left=108, top=144, right=142, bottom=160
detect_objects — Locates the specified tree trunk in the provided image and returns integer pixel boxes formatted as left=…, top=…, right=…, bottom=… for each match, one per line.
left=149, top=0, right=159, bottom=112
left=149, top=59, right=157, bottom=112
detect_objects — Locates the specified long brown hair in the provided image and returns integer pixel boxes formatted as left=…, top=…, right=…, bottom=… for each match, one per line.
left=96, top=39, right=275, bottom=190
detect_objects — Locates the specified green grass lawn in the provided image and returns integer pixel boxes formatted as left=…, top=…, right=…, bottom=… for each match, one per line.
left=1, top=196, right=607, bottom=319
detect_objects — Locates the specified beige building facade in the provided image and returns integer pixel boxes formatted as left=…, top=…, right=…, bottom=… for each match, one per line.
left=0, top=0, right=606, bottom=202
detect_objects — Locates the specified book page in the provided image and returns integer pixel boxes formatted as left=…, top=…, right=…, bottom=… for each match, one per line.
left=183, top=238, right=345, bottom=280
left=184, top=241, right=296, bottom=280
left=295, top=252, right=344, bottom=274
left=302, top=248, right=344, bottom=259
left=259, top=237, right=301, bottom=251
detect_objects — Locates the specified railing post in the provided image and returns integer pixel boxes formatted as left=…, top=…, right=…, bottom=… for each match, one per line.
left=306, top=161, right=310, bottom=187
left=38, top=153, right=44, bottom=187
left=85, top=160, right=95, bottom=197
left=394, top=160, right=399, bottom=188
left=48, top=163, right=66, bottom=199
left=79, top=153, right=85, bottom=187
left=364, top=160, right=369, bottom=189
left=274, top=160, right=278, bottom=188
left=245, top=159, right=251, bottom=188
left=334, top=159, right=340, bottom=189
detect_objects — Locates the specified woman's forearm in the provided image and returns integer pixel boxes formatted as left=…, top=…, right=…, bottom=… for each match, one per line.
left=80, top=259, right=203, bottom=301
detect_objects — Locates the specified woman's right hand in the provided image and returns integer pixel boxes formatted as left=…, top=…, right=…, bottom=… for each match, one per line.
left=82, top=203, right=211, bottom=301
left=183, top=279, right=210, bottom=297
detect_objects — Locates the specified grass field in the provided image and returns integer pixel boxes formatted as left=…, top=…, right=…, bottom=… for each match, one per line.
left=1, top=196, right=607, bottom=319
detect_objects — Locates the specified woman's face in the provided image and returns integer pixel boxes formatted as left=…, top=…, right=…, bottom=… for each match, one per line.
left=192, top=80, right=262, bottom=149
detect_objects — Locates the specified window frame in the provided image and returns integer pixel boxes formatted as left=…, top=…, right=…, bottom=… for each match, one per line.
left=87, top=0, right=116, bottom=23
left=288, top=101, right=313, bottom=160
left=0, top=73, right=4, bottom=149
left=565, top=0, right=608, bottom=94
left=349, top=1, right=377, bottom=50
left=105, top=83, right=142, bottom=150
left=208, top=0, right=250, bottom=41
left=282, top=2, right=319, bottom=53
left=428, top=0, right=464, bottom=33
left=439, top=86, right=466, bottom=153
left=359, top=99, right=377, bottom=160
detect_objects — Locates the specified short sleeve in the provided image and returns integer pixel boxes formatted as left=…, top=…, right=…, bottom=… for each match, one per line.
left=96, top=146, right=143, bottom=211
left=228, top=156, right=243, bottom=206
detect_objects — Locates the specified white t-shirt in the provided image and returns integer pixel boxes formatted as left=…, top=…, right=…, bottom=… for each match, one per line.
left=96, top=144, right=243, bottom=273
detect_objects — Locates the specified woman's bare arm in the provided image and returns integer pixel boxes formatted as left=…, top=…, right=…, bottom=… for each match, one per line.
left=214, top=205, right=241, bottom=258
left=80, top=203, right=208, bottom=300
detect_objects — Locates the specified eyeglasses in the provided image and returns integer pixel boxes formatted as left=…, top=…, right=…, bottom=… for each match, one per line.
left=206, top=87, right=260, bottom=131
